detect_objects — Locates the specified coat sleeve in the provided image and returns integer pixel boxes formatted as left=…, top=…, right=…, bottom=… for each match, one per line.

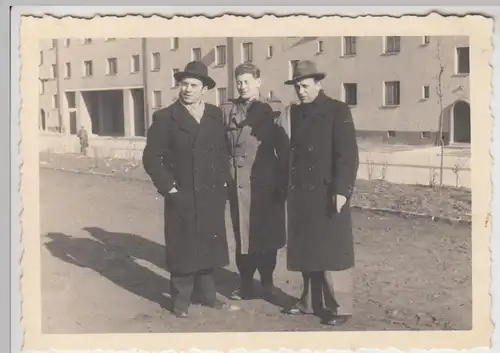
left=216, top=108, right=232, bottom=185
left=142, top=111, right=176, bottom=196
left=332, top=102, right=359, bottom=199
left=272, top=106, right=291, bottom=194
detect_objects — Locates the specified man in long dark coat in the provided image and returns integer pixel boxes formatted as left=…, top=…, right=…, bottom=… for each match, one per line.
left=142, top=61, right=231, bottom=318
left=281, top=60, right=359, bottom=326
left=222, top=63, right=290, bottom=301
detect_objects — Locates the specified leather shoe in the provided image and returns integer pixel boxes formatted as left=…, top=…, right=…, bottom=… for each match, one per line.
left=207, top=299, right=228, bottom=310
left=229, top=287, right=254, bottom=300
left=322, top=314, right=351, bottom=326
left=174, top=310, right=188, bottom=319
left=282, top=304, right=306, bottom=315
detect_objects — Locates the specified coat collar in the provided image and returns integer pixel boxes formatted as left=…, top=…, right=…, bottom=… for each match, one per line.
left=298, top=90, right=330, bottom=118
left=229, top=98, right=270, bottom=127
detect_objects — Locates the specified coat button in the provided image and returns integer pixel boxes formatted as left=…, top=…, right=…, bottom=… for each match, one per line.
left=237, top=164, right=243, bottom=168
left=308, top=186, right=315, bottom=191
left=213, top=234, right=218, bottom=238
left=238, top=184, right=243, bottom=188
left=290, top=185, right=296, bottom=190
left=308, top=146, right=314, bottom=151
left=308, top=166, right=313, bottom=171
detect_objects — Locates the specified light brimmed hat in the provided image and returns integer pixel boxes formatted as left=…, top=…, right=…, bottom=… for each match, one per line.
left=284, top=60, right=326, bottom=85
left=173, top=61, right=216, bottom=90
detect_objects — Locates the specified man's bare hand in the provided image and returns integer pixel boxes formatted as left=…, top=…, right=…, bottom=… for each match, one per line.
left=336, top=194, right=347, bottom=213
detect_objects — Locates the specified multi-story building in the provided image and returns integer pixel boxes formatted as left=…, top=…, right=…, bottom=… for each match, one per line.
left=39, top=35, right=470, bottom=146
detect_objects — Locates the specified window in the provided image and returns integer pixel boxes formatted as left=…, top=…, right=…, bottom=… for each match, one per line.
left=456, top=47, right=470, bottom=74
left=343, top=36, right=357, bottom=56
left=39, top=80, right=44, bottom=95
left=107, top=57, right=118, bottom=75
left=151, top=52, right=161, bottom=71
left=216, top=45, right=227, bottom=65
left=172, top=69, right=180, bottom=87
left=422, top=36, right=430, bottom=45
left=83, top=60, right=93, bottom=77
left=317, top=40, right=324, bottom=54
left=289, top=60, right=299, bottom=80
left=384, top=36, right=401, bottom=53
left=421, top=131, right=431, bottom=139
left=242, top=42, right=253, bottom=63
left=387, top=131, right=396, bottom=138
left=192, top=48, right=202, bottom=61
left=66, top=92, right=76, bottom=109
left=384, top=81, right=400, bottom=106
left=83, top=38, right=92, bottom=45
left=217, top=88, right=228, bottom=106
left=422, top=85, right=430, bottom=99
left=343, top=83, right=358, bottom=106
left=267, top=45, right=273, bottom=58
left=64, top=62, right=71, bottom=79
left=50, top=64, right=57, bottom=79
left=131, top=55, right=140, bottom=73
left=52, top=94, right=59, bottom=109
left=267, top=90, right=275, bottom=100
left=51, top=39, right=57, bottom=48
left=153, top=90, right=162, bottom=108
left=170, top=37, right=179, bottom=50
left=105, top=38, right=116, bottom=41
left=64, top=38, right=70, bottom=47
left=39, top=51, right=43, bottom=66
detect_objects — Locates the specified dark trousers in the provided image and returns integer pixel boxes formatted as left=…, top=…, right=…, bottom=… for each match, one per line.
left=170, top=268, right=217, bottom=313
left=235, top=250, right=278, bottom=288
left=296, top=269, right=353, bottom=316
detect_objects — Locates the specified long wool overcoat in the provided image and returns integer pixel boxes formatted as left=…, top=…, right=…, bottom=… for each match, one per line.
left=142, top=100, right=231, bottom=275
left=222, top=99, right=290, bottom=255
left=284, top=91, right=359, bottom=272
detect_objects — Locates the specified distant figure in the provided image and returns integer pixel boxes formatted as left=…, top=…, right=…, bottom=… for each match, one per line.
left=76, top=125, right=89, bottom=156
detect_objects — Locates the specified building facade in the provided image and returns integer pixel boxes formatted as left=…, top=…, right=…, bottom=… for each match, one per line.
left=39, top=35, right=470, bottom=145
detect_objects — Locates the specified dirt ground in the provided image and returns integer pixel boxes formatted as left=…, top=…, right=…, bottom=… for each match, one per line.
left=40, top=152, right=472, bottom=222
left=40, top=167, right=472, bottom=333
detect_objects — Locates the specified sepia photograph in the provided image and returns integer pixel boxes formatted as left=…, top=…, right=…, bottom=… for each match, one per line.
left=18, top=13, right=493, bottom=351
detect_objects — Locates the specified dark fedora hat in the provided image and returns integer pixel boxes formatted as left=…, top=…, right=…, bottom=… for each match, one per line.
left=173, top=61, right=216, bottom=90
left=284, top=60, right=326, bottom=85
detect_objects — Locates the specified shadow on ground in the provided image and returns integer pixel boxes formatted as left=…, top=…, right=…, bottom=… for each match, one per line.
left=44, top=227, right=296, bottom=313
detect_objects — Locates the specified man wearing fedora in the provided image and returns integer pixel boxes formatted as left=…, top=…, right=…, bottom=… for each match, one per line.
left=142, top=61, right=231, bottom=318
left=281, top=60, right=359, bottom=326
left=222, top=63, right=290, bottom=302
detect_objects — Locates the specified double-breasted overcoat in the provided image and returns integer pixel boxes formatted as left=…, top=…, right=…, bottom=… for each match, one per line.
left=283, top=91, right=359, bottom=272
left=142, top=100, right=231, bottom=275
left=222, top=99, right=290, bottom=255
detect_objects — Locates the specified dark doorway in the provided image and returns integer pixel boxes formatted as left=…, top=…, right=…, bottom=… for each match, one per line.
left=69, top=111, right=77, bottom=135
left=40, top=109, right=46, bottom=130
left=131, top=88, right=146, bottom=137
left=453, top=101, right=471, bottom=143
left=81, top=90, right=125, bottom=137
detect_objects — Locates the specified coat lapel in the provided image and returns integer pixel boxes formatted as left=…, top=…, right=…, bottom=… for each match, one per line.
left=195, top=105, right=221, bottom=144
left=172, top=101, right=201, bottom=136
left=291, top=92, right=329, bottom=141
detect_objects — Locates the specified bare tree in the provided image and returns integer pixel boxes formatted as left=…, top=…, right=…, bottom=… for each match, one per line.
left=435, top=38, right=445, bottom=186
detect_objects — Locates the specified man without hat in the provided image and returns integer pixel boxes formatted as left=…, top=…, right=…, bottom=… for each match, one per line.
left=142, top=61, right=231, bottom=318
left=223, top=63, right=290, bottom=302
left=281, top=60, right=359, bottom=326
